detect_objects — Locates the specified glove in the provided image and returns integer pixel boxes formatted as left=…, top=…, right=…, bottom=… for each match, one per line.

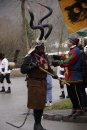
left=53, top=55, right=61, bottom=60
left=34, top=62, right=40, bottom=68
left=30, top=62, right=39, bottom=68
left=27, top=65, right=35, bottom=72
left=52, top=75, right=58, bottom=79
left=51, top=61, right=59, bottom=67
left=27, top=62, right=39, bottom=73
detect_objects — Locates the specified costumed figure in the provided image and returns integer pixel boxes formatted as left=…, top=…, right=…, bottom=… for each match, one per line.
left=0, top=50, right=20, bottom=93
left=21, top=3, right=58, bottom=130
left=0, top=53, right=11, bottom=93
left=52, top=36, right=84, bottom=117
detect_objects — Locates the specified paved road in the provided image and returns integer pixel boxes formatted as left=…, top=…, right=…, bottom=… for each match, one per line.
left=0, top=77, right=87, bottom=130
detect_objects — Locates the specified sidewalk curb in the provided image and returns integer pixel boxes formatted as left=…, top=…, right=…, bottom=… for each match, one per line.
left=43, top=113, right=87, bottom=123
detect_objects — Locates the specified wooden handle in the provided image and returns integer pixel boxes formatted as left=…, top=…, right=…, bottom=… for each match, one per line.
left=31, top=62, right=70, bottom=86
left=39, top=67, right=70, bottom=86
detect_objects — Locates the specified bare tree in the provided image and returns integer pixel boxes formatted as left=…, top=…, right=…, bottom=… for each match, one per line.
left=0, top=0, right=69, bottom=56
left=0, top=17, right=22, bottom=57
left=21, top=0, right=28, bottom=54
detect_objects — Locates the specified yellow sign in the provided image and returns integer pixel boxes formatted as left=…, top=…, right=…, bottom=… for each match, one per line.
left=58, top=0, right=87, bottom=34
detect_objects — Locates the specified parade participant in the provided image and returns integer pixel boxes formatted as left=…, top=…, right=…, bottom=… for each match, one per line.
left=0, top=52, right=11, bottom=93
left=21, top=3, right=58, bottom=130
left=53, top=36, right=84, bottom=117
left=21, top=33, right=58, bottom=130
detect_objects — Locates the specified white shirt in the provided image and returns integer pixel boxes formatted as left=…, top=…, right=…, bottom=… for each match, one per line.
left=84, top=45, right=87, bottom=53
left=70, top=45, right=76, bottom=49
left=57, top=66, right=65, bottom=78
left=0, top=60, right=2, bottom=73
left=0, top=58, right=11, bottom=74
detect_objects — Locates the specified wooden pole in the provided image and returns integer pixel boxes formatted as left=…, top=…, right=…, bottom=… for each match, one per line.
left=31, top=62, right=70, bottom=86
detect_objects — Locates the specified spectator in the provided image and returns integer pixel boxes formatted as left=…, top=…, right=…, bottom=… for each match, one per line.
left=78, top=44, right=87, bottom=112
left=57, top=66, right=65, bottom=99
left=0, top=53, right=11, bottom=93
left=52, top=52, right=69, bottom=99
left=45, top=74, right=53, bottom=106
left=85, top=88, right=87, bottom=95
left=0, top=59, right=1, bottom=83
left=84, top=38, right=87, bottom=47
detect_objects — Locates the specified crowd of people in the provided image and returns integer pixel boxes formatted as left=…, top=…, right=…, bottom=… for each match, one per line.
left=20, top=34, right=87, bottom=130
left=0, top=3, right=87, bottom=130
left=0, top=36, right=87, bottom=129
left=0, top=37, right=87, bottom=130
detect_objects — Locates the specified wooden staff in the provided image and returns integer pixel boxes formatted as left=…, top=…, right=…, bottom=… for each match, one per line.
left=31, top=62, right=70, bottom=86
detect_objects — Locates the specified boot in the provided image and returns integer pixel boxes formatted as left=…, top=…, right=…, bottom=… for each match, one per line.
left=72, top=112, right=84, bottom=118
left=5, top=87, right=11, bottom=93
left=34, top=123, right=46, bottom=130
left=59, top=91, right=65, bottom=99
left=72, top=110, right=84, bottom=118
left=67, top=112, right=76, bottom=118
left=67, top=109, right=76, bottom=118
left=0, top=86, right=5, bottom=92
left=66, top=95, right=69, bottom=98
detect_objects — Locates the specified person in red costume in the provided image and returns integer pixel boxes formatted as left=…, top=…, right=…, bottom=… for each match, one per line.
left=58, top=36, right=84, bottom=117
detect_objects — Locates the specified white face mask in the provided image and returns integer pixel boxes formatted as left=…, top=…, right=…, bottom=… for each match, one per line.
left=84, top=45, right=87, bottom=54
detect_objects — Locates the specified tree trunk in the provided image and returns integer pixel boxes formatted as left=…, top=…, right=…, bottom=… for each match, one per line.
left=21, top=0, right=28, bottom=54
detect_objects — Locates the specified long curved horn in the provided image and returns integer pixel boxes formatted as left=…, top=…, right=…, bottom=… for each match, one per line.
left=42, top=24, right=52, bottom=40
left=27, top=6, right=44, bottom=40
left=38, top=3, right=53, bottom=40
left=38, top=3, right=53, bottom=24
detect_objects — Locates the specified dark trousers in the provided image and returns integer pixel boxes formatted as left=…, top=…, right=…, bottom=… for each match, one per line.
left=67, top=83, right=82, bottom=110
left=80, top=76, right=87, bottom=108
left=33, top=109, right=43, bottom=124
left=0, top=74, right=11, bottom=83
left=59, top=78, right=64, bottom=89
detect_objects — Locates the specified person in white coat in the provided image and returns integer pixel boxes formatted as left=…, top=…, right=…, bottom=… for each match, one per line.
left=0, top=53, right=11, bottom=93
left=56, top=51, right=69, bottom=99
left=57, top=66, right=65, bottom=98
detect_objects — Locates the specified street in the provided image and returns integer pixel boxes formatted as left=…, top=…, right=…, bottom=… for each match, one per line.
left=0, top=77, right=87, bottom=130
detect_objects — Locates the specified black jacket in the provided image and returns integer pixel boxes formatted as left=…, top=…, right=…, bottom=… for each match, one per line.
left=21, top=54, right=56, bottom=76
left=80, top=51, right=87, bottom=77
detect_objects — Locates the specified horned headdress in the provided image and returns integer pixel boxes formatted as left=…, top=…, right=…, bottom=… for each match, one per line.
left=27, top=3, right=53, bottom=54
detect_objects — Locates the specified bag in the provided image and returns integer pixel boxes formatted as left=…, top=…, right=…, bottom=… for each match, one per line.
left=8, top=62, right=15, bottom=70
